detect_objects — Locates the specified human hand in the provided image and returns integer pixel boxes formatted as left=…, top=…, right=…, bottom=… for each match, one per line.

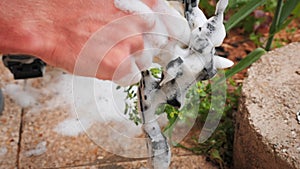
left=0, top=0, right=190, bottom=86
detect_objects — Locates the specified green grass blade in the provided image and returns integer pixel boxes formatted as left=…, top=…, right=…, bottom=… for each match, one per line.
left=266, top=0, right=283, bottom=51
left=279, top=0, right=300, bottom=26
left=225, top=0, right=267, bottom=32
left=292, top=2, right=300, bottom=17
left=225, top=48, right=266, bottom=79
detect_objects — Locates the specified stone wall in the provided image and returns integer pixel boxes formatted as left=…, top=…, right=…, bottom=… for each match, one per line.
left=234, top=43, right=300, bottom=169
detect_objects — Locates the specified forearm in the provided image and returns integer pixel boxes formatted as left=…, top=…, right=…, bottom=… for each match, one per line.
left=0, top=0, right=160, bottom=84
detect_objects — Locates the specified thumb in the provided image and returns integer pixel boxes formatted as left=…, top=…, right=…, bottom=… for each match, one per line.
left=112, top=56, right=142, bottom=86
left=152, top=0, right=191, bottom=45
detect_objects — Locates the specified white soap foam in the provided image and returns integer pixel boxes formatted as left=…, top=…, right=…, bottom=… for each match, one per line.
left=0, top=147, right=7, bottom=156
left=24, top=141, right=47, bottom=157
left=4, top=84, right=38, bottom=107
left=4, top=69, right=142, bottom=137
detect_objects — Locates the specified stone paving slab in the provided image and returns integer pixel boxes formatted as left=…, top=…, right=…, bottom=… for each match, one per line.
left=18, top=108, right=105, bottom=168
left=18, top=98, right=214, bottom=168
left=0, top=60, right=23, bottom=168
left=69, top=155, right=216, bottom=169
left=0, top=58, right=217, bottom=168
left=15, top=72, right=119, bottom=168
left=0, top=93, right=22, bottom=168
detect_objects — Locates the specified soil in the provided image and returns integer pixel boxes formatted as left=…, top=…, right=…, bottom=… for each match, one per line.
left=220, top=18, right=300, bottom=82
left=179, top=17, right=300, bottom=168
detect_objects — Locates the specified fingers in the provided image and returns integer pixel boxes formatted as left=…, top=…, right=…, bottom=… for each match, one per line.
left=133, top=44, right=155, bottom=71
left=114, top=0, right=169, bottom=48
left=152, top=0, right=190, bottom=45
left=86, top=0, right=192, bottom=86
left=141, top=0, right=158, bottom=8
left=112, top=56, right=142, bottom=86
left=96, top=35, right=146, bottom=86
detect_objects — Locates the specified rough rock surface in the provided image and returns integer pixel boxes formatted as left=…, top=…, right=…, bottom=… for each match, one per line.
left=0, top=61, right=22, bottom=168
left=234, top=42, right=300, bottom=169
left=0, top=57, right=217, bottom=169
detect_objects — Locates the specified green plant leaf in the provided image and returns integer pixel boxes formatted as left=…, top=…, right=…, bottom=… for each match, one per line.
left=278, top=17, right=293, bottom=31
left=265, top=0, right=283, bottom=51
left=225, top=48, right=266, bottom=79
left=199, top=0, right=215, bottom=16
left=265, top=0, right=300, bottom=51
left=225, top=0, right=267, bottom=31
left=210, top=148, right=223, bottom=161
left=292, top=2, right=300, bottom=17
left=279, top=0, right=300, bottom=26
left=209, top=149, right=224, bottom=168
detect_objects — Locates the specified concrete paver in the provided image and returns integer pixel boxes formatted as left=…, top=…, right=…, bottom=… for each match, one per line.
left=68, top=155, right=216, bottom=169
left=234, top=43, right=300, bottom=169
left=0, top=57, right=217, bottom=169
left=0, top=61, right=23, bottom=168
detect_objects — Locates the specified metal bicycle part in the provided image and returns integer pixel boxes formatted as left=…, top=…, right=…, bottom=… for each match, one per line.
left=2, top=54, right=46, bottom=80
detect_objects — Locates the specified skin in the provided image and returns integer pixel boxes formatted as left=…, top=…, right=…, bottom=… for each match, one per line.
left=0, top=0, right=157, bottom=81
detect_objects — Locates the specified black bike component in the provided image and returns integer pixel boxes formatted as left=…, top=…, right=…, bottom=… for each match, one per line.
left=2, top=54, right=46, bottom=79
